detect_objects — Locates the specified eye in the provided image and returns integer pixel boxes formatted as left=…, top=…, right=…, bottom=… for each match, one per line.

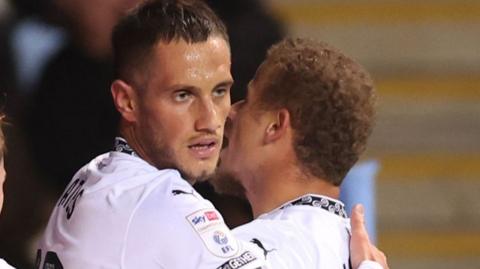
left=173, top=90, right=192, bottom=102
left=213, top=88, right=228, bottom=98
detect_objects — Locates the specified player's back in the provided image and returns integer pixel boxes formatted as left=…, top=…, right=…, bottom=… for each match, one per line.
left=37, top=148, right=265, bottom=268
left=233, top=194, right=351, bottom=269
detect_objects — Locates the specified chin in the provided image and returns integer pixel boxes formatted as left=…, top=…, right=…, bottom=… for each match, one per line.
left=180, top=166, right=216, bottom=184
left=172, top=155, right=218, bottom=183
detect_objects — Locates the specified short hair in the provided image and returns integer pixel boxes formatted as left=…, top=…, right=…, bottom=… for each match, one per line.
left=257, top=38, right=376, bottom=186
left=112, top=0, right=229, bottom=82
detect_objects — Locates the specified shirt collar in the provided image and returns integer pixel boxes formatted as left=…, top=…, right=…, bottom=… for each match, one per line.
left=277, top=194, right=348, bottom=219
left=113, top=137, right=139, bottom=157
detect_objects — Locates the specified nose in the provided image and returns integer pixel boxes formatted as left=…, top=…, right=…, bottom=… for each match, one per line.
left=195, top=99, right=222, bottom=133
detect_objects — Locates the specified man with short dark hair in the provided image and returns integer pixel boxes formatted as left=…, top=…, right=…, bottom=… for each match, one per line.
left=214, top=38, right=387, bottom=269
left=37, top=1, right=266, bottom=268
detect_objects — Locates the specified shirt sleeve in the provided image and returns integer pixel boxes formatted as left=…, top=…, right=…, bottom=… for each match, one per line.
left=358, top=260, right=384, bottom=269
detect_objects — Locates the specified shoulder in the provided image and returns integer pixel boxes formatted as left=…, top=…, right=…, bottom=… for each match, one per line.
left=0, top=258, right=15, bottom=269
left=233, top=207, right=303, bottom=240
left=123, top=178, right=266, bottom=268
left=43, top=152, right=191, bottom=239
left=233, top=210, right=328, bottom=268
left=234, top=216, right=304, bottom=250
left=125, top=175, right=222, bottom=246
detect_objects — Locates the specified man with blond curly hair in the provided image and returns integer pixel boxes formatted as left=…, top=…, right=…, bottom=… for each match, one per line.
left=214, top=37, right=386, bottom=269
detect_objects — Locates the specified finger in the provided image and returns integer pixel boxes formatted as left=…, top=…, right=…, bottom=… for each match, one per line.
left=351, top=204, right=370, bottom=242
left=351, top=204, right=364, bottom=226
left=372, top=245, right=389, bottom=269
left=372, top=245, right=387, bottom=262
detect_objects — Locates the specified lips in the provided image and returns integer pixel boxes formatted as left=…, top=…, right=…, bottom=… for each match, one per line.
left=188, top=137, right=219, bottom=159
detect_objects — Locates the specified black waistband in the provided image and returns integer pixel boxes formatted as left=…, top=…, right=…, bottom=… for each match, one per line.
left=281, top=194, right=347, bottom=218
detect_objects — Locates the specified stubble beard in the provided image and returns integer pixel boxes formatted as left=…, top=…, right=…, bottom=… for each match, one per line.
left=141, top=127, right=216, bottom=184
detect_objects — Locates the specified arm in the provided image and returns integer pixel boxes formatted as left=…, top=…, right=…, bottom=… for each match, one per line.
left=350, top=204, right=389, bottom=269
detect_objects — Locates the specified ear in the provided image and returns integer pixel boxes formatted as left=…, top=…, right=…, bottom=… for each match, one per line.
left=264, top=108, right=291, bottom=144
left=111, top=79, right=138, bottom=123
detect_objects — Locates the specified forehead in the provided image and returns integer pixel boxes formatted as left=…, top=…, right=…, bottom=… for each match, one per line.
left=144, top=37, right=232, bottom=87
left=248, top=61, right=273, bottom=97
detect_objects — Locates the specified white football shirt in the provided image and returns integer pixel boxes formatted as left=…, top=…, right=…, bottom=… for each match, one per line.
left=233, top=194, right=382, bottom=269
left=0, top=258, right=15, bottom=269
left=37, top=138, right=265, bottom=269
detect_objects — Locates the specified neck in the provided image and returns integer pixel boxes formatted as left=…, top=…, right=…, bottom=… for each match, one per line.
left=245, top=165, right=340, bottom=218
left=119, top=122, right=155, bottom=166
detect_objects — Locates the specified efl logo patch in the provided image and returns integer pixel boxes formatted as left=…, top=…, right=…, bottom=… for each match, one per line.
left=186, top=209, right=239, bottom=258
left=199, top=228, right=239, bottom=258
left=213, top=231, right=229, bottom=245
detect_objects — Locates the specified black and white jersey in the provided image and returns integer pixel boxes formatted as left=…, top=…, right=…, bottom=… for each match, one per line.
left=37, top=138, right=265, bottom=269
left=233, top=194, right=382, bottom=269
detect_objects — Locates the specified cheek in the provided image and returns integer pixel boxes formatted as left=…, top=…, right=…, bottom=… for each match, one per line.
left=165, top=120, right=188, bottom=142
left=148, top=108, right=191, bottom=143
left=219, top=101, right=232, bottom=125
left=218, top=97, right=232, bottom=116
left=238, top=120, right=258, bottom=149
left=232, top=121, right=247, bottom=148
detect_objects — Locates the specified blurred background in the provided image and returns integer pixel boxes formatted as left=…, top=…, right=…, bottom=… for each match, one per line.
left=0, top=0, right=479, bottom=268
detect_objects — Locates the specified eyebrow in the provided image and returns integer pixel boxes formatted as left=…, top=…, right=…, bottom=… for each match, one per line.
left=215, top=80, right=234, bottom=89
left=169, top=79, right=234, bottom=92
